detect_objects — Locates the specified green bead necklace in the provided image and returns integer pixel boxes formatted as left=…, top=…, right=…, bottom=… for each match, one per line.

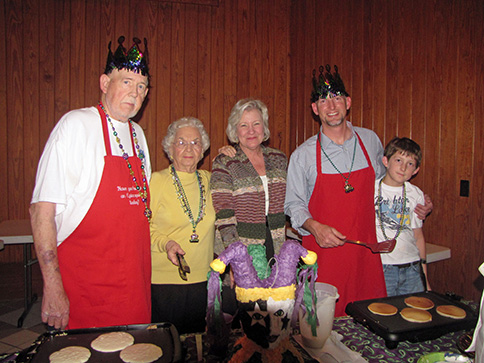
left=170, top=164, right=206, bottom=243
left=317, top=133, right=357, bottom=193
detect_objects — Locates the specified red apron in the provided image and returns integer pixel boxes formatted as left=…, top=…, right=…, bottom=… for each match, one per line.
left=58, top=106, right=151, bottom=329
left=302, top=133, right=386, bottom=317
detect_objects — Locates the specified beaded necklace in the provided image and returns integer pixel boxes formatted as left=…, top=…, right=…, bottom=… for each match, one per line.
left=170, top=164, right=206, bottom=243
left=317, top=133, right=357, bottom=193
left=377, top=178, right=406, bottom=240
left=99, top=103, right=152, bottom=222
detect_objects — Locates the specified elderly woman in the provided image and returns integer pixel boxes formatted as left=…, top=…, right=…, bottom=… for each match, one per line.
left=211, top=98, right=287, bottom=262
left=150, top=117, right=215, bottom=334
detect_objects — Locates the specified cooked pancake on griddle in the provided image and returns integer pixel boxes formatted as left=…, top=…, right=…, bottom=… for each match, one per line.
left=436, top=305, right=466, bottom=319
left=400, top=307, right=432, bottom=323
left=368, top=302, right=398, bottom=316
left=49, top=346, right=91, bottom=363
left=91, top=331, right=135, bottom=352
left=404, top=296, right=435, bottom=310
left=120, top=343, right=163, bottom=363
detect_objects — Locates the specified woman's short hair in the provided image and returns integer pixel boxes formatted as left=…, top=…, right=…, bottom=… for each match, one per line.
left=226, top=98, right=270, bottom=144
left=162, top=117, right=210, bottom=160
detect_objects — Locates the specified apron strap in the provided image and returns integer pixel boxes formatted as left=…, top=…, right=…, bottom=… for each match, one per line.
left=316, top=130, right=371, bottom=175
left=97, top=104, right=112, bottom=157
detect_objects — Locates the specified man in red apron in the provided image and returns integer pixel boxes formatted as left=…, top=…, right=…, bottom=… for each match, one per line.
left=285, top=65, right=432, bottom=316
left=30, top=37, right=152, bottom=330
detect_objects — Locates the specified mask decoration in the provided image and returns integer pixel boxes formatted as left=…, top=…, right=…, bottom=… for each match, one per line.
left=207, top=240, right=318, bottom=362
left=311, top=64, right=349, bottom=103
left=104, top=36, right=150, bottom=77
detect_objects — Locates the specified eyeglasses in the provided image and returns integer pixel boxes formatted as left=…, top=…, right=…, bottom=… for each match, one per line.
left=174, top=139, right=202, bottom=149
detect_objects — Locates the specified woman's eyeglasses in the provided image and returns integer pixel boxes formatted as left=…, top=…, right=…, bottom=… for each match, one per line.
left=174, top=139, right=202, bottom=149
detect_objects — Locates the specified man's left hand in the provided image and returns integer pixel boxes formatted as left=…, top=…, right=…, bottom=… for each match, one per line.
left=415, top=194, right=433, bottom=220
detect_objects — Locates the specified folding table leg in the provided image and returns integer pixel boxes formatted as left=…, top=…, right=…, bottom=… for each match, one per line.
left=17, top=243, right=38, bottom=328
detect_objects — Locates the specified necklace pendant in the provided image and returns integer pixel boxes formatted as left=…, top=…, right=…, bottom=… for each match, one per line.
left=344, top=181, right=354, bottom=193
left=190, top=233, right=199, bottom=243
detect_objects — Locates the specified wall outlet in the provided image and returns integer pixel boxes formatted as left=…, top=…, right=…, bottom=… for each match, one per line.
left=460, top=180, right=470, bottom=197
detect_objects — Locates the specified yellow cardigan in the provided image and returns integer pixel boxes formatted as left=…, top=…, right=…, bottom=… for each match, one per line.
left=150, top=167, right=215, bottom=284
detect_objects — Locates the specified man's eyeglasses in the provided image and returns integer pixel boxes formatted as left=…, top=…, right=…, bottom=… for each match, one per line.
left=174, top=139, right=202, bottom=149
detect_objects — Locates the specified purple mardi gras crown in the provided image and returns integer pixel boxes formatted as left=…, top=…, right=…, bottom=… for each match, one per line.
left=311, top=64, right=349, bottom=102
left=104, top=36, right=149, bottom=77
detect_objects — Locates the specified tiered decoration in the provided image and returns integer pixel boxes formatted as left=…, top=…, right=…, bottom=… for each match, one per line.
left=207, top=240, right=318, bottom=362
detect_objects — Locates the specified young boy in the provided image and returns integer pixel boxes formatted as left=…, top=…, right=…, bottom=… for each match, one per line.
left=375, top=137, right=430, bottom=296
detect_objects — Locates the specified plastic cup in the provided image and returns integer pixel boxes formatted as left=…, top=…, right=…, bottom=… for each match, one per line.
left=299, top=282, right=339, bottom=349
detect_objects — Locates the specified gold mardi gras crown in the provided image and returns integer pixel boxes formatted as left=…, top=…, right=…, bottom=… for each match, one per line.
left=104, top=36, right=149, bottom=77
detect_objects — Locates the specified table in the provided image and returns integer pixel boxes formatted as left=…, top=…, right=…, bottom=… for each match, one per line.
left=1, top=303, right=476, bottom=362
left=0, top=219, right=38, bottom=328
left=182, top=312, right=476, bottom=362
left=426, top=242, right=451, bottom=263
left=332, top=315, right=472, bottom=362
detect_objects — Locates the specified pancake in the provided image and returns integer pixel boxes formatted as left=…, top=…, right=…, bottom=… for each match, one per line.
left=400, top=307, right=432, bottom=323
left=436, top=305, right=466, bottom=319
left=120, top=343, right=163, bottom=363
left=91, top=331, right=134, bottom=352
left=404, top=296, right=435, bottom=310
left=49, top=346, right=91, bottom=363
left=368, top=302, right=398, bottom=316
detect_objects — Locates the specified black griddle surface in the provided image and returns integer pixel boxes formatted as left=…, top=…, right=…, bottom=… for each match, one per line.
left=26, top=323, right=181, bottom=362
left=345, top=291, right=478, bottom=349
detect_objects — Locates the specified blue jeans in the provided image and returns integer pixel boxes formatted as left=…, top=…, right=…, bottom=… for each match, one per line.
left=383, top=263, right=425, bottom=297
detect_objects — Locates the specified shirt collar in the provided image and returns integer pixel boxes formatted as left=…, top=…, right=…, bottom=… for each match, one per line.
left=318, top=120, right=356, bottom=148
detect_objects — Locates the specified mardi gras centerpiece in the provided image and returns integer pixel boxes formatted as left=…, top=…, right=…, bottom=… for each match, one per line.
left=206, top=240, right=318, bottom=362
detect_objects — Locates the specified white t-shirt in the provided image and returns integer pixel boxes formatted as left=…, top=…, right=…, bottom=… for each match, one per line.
left=374, top=178, right=424, bottom=265
left=31, top=106, right=151, bottom=245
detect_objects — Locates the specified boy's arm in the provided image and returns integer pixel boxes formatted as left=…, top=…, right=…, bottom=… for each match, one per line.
left=414, top=227, right=431, bottom=291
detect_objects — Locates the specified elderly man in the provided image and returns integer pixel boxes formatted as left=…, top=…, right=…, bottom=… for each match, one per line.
left=30, top=36, right=152, bottom=330
left=285, top=65, right=432, bottom=316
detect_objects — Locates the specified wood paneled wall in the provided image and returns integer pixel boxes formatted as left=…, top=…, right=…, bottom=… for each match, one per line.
left=290, top=0, right=484, bottom=302
left=1, top=0, right=483, bottom=302
left=0, top=0, right=292, bottom=259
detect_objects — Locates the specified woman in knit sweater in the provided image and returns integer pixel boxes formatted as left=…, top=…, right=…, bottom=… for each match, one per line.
left=150, top=117, right=215, bottom=334
left=211, top=98, right=287, bottom=261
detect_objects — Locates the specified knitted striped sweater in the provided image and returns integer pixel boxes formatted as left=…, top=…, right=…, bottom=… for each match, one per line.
left=210, top=144, right=287, bottom=256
